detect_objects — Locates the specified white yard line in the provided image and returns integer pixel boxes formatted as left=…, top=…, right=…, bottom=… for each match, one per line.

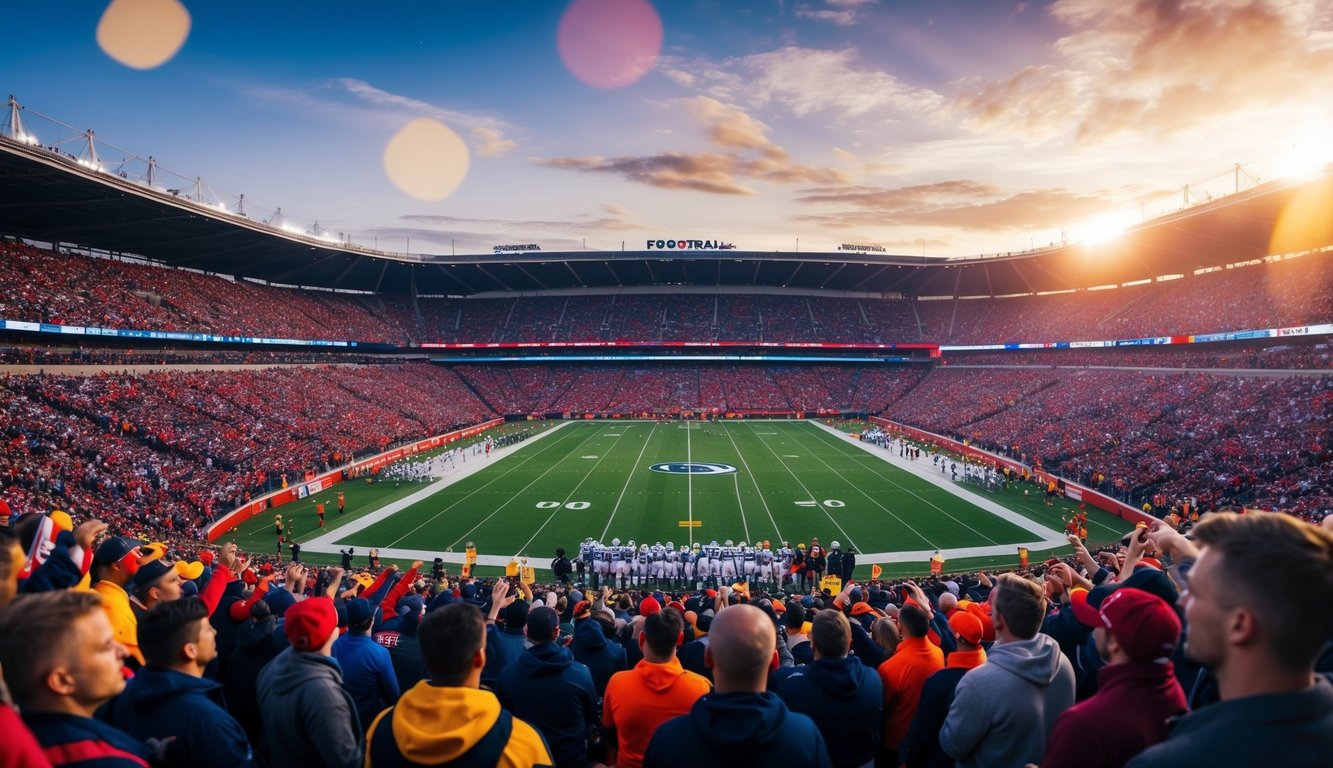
left=601, top=422, right=659, bottom=541
left=806, top=420, right=1068, bottom=561
left=744, top=422, right=861, bottom=552
left=300, top=423, right=571, bottom=553
left=721, top=422, right=779, bottom=544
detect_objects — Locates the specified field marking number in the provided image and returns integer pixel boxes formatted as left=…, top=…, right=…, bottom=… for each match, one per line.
left=536, top=501, right=591, bottom=510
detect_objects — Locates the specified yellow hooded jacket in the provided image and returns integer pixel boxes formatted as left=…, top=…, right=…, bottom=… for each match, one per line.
left=365, top=682, right=552, bottom=768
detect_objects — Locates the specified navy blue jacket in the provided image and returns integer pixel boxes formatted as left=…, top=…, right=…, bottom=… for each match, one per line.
left=495, top=641, right=597, bottom=768
left=643, top=691, right=832, bottom=768
left=105, top=666, right=256, bottom=768
left=331, top=632, right=401, bottom=732
left=24, top=710, right=152, bottom=768
left=569, top=618, right=627, bottom=698
left=771, top=656, right=883, bottom=768
left=899, top=667, right=968, bottom=768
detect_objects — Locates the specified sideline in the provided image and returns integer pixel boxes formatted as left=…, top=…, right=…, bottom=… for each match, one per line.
left=806, top=420, right=1068, bottom=562
left=299, top=422, right=572, bottom=566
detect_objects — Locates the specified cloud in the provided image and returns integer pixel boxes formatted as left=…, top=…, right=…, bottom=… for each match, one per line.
left=401, top=204, right=645, bottom=234
left=796, top=9, right=857, bottom=25
left=796, top=0, right=878, bottom=26
left=471, top=127, right=516, bottom=157
left=536, top=97, right=847, bottom=195
left=236, top=77, right=519, bottom=156
left=794, top=180, right=1118, bottom=231
left=952, top=0, right=1333, bottom=143
left=662, top=47, right=944, bottom=121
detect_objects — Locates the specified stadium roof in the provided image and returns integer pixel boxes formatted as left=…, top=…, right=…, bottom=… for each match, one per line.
left=2, top=136, right=1329, bottom=298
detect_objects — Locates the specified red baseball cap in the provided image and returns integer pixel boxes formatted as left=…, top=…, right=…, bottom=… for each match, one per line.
left=1073, top=587, right=1180, bottom=664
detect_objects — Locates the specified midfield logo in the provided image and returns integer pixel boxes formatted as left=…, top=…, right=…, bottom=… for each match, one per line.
left=650, top=462, right=738, bottom=475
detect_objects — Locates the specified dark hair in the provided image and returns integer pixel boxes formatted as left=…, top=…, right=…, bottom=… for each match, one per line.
left=784, top=602, right=806, bottom=631
left=898, top=604, right=930, bottom=639
left=993, top=573, right=1045, bottom=639
left=1192, top=512, right=1333, bottom=670
left=419, top=602, right=484, bottom=686
left=642, top=607, right=684, bottom=657
left=0, top=527, right=19, bottom=585
left=0, top=590, right=104, bottom=706
left=810, top=609, right=851, bottom=659
left=139, top=597, right=209, bottom=667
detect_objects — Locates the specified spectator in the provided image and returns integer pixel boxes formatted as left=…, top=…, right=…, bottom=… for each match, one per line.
left=899, top=611, right=989, bottom=768
left=378, top=593, right=427, bottom=693
left=129, top=558, right=183, bottom=618
left=643, top=603, right=832, bottom=768
left=603, top=607, right=711, bottom=768
left=495, top=605, right=597, bottom=768
left=256, top=596, right=362, bottom=768
left=877, top=599, right=944, bottom=759
left=1042, top=587, right=1185, bottom=768
left=0, top=590, right=151, bottom=767
left=1128, top=514, right=1333, bottom=767
left=222, top=600, right=282, bottom=751
left=91, top=536, right=147, bottom=668
left=570, top=612, right=627, bottom=700
left=771, top=609, right=883, bottom=768
left=940, top=573, right=1075, bottom=767
left=106, top=597, right=256, bottom=767
left=332, top=597, right=401, bottom=733
left=365, top=601, right=552, bottom=767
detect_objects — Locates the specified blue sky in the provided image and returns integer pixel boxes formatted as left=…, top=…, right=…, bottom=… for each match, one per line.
left=5, top=0, right=1331, bottom=258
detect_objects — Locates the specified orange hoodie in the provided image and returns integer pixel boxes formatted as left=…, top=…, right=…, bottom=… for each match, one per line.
left=603, top=657, right=712, bottom=768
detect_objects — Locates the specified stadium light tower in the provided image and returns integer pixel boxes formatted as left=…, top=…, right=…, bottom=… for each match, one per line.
left=4, top=95, right=37, bottom=145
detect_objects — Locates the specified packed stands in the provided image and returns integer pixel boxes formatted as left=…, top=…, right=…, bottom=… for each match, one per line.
left=5, top=240, right=1329, bottom=347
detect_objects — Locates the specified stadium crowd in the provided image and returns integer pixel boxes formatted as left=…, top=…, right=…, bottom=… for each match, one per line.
left=0, top=505, right=1329, bottom=767
left=4, top=240, right=1329, bottom=346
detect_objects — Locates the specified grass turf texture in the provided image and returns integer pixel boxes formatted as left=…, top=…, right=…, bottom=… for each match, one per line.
left=224, top=420, right=1135, bottom=577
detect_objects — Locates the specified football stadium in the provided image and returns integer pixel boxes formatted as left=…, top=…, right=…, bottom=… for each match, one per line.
left=2, top=3, right=1331, bottom=768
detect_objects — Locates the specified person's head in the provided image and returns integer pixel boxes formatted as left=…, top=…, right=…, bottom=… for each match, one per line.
left=1077, top=588, right=1181, bottom=666
left=0, top=527, right=22, bottom=609
left=871, top=616, right=900, bottom=655
left=937, top=591, right=958, bottom=614
left=640, top=606, right=684, bottom=662
left=132, top=559, right=183, bottom=608
left=525, top=606, right=560, bottom=645
left=283, top=597, right=338, bottom=656
left=705, top=604, right=776, bottom=693
left=783, top=602, right=806, bottom=633
left=949, top=611, right=984, bottom=650
left=419, top=603, right=485, bottom=687
left=93, top=537, right=144, bottom=587
left=139, top=597, right=216, bottom=675
left=992, top=573, right=1046, bottom=641
left=810, top=609, right=851, bottom=660
left=345, top=597, right=375, bottom=635
left=0, top=591, right=126, bottom=716
left=898, top=604, right=930, bottom=639
left=1182, top=513, right=1333, bottom=679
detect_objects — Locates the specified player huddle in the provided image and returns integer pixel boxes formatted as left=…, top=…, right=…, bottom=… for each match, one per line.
left=578, top=538, right=813, bottom=590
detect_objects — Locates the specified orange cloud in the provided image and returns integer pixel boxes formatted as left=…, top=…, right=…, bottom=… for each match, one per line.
left=536, top=98, right=847, bottom=194
left=795, top=181, right=1117, bottom=231
left=954, top=0, right=1333, bottom=143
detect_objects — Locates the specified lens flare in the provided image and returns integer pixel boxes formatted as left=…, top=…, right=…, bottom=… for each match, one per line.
left=96, top=0, right=191, bottom=70
left=383, top=118, right=471, bottom=202
left=558, top=0, right=663, bottom=89
left=1270, top=174, right=1333, bottom=257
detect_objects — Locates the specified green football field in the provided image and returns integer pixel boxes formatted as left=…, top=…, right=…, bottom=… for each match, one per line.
left=223, top=420, right=1135, bottom=578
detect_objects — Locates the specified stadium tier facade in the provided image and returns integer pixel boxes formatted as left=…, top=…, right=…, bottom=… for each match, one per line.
left=1, top=122, right=1331, bottom=569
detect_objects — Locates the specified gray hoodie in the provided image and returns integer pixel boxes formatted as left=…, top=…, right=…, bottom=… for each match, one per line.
left=256, top=647, right=364, bottom=768
left=939, top=633, right=1075, bottom=768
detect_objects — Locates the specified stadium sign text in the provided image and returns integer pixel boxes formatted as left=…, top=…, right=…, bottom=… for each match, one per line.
left=650, top=462, right=738, bottom=475
left=646, top=239, right=736, bottom=250
left=492, top=243, right=541, bottom=253
left=837, top=243, right=886, bottom=253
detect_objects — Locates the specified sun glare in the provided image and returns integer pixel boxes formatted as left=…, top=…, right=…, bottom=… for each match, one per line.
left=1076, top=211, right=1137, bottom=246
